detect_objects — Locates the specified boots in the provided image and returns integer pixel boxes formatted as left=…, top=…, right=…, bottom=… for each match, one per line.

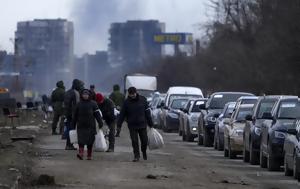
left=87, top=148, right=92, bottom=160
left=77, top=147, right=84, bottom=160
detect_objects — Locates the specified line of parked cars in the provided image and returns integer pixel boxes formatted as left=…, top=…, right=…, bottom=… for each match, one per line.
left=150, top=87, right=300, bottom=182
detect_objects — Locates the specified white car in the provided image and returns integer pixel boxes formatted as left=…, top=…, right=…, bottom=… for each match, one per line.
left=150, top=93, right=165, bottom=128
left=182, top=98, right=207, bottom=142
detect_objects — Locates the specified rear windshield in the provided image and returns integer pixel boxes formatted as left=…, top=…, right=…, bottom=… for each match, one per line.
left=170, top=99, right=189, bottom=109
left=191, top=100, right=206, bottom=112
left=236, top=107, right=253, bottom=121
left=169, top=94, right=201, bottom=105
left=241, top=99, right=257, bottom=104
left=277, top=101, right=300, bottom=119
left=208, top=94, right=252, bottom=109
left=257, top=100, right=276, bottom=119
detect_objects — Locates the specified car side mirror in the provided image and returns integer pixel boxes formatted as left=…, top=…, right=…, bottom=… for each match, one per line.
left=262, top=112, right=273, bottom=120
left=245, top=115, right=252, bottom=121
left=287, top=128, right=297, bottom=135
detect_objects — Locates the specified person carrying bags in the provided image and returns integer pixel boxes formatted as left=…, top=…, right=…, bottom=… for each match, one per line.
left=72, top=89, right=103, bottom=160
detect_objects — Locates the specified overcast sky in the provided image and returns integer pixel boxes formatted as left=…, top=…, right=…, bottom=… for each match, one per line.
left=0, top=0, right=211, bottom=55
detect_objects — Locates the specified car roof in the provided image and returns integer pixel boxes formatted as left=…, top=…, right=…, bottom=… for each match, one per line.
left=167, top=86, right=203, bottom=96
left=237, top=96, right=258, bottom=100
left=211, top=92, right=255, bottom=96
left=225, top=101, right=236, bottom=107
left=277, top=96, right=299, bottom=101
left=194, top=98, right=208, bottom=101
left=239, top=104, right=255, bottom=108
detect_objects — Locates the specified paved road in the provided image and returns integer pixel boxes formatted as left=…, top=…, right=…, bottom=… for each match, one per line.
left=32, top=127, right=300, bottom=189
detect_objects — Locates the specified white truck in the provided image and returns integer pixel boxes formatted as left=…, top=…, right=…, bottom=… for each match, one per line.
left=124, top=74, right=157, bottom=101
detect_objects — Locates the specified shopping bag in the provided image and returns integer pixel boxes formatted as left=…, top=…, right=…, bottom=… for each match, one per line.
left=69, top=130, right=78, bottom=144
left=94, top=129, right=108, bottom=152
left=148, top=128, right=164, bottom=150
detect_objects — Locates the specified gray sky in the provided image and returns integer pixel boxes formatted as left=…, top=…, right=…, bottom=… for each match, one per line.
left=0, top=0, right=211, bottom=55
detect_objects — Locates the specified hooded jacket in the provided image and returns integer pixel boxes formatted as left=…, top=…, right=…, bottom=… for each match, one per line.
left=64, top=79, right=82, bottom=119
left=73, top=93, right=103, bottom=145
left=109, top=85, right=125, bottom=109
left=95, top=93, right=116, bottom=124
left=117, top=94, right=153, bottom=129
left=51, top=81, right=65, bottom=114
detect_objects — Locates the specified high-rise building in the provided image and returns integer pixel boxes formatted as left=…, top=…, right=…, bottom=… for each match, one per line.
left=108, top=20, right=165, bottom=67
left=15, top=19, right=74, bottom=94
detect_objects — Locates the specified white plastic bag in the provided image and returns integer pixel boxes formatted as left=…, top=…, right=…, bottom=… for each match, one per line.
left=69, top=130, right=78, bottom=144
left=94, top=129, right=108, bottom=152
left=148, top=128, right=164, bottom=150
left=114, top=108, right=120, bottom=116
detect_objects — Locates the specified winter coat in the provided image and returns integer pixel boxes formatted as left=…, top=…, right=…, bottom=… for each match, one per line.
left=51, top=81, right=65, bottom=115
left=90, top=90, right=96, bottom=101
left=73, top=100, right=103, bottom=145
left=64, top=79, right=81, bottom=120
left=117, top=94, right=153, bottom=129
left=109, top=90, right=125, bottom=109
left=97, top=98, right=116, bottom=124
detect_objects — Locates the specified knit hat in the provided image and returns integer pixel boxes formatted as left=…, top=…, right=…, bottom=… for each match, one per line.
left=95, top=93, right=104, bottom=104
left=81, top=89, right=90, bottom=95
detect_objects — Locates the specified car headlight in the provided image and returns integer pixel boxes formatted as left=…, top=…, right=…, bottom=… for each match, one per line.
left=192, top=127, right=197, bottom=131
left=191, top=115, right=199, bottom=122
left=254, top=127, right=261, bottom=136
left=274, top=131, right=286, bottom=139
left=207, top=116, right=217, bottom=123
left=168, top=113, right=178, bottom=119
left=230, top=129, right=243, bottom=137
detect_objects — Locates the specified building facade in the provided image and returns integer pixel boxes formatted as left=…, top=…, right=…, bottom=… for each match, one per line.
left=108, top=20, right=165, bottom=68
left=15, top=19, right=74, bottom=94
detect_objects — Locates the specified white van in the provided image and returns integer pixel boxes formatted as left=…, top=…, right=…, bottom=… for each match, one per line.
left=164, top=86, right=204, bottom=107
left=160, top=86, right=204, bottom=132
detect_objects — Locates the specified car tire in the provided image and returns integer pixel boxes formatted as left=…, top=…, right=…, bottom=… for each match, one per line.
left=203, top=127, right=211, bottom=147
left=243, top=139, right=250, bottom=163
left=260, top=143, right=267, bottom=168
left=182, top=129, right=186, bottom=141
left=268, top=154, right=280, bottom=171
left=293, top=154, right=298, bottom=179
left=186, top=122, right=194, bottom=142
left=217, top=135, right=223, bottom=151
left=228, top=139, right=236, bottom=159
left=197, top=126, right=203, bottom=145
left=284, top=154, right=293, bottom=176
left=214, top=132, right=218, bottom=150
left=249, top=140, right=259, bottom=165
left=224, top=148, right=229, bottom=157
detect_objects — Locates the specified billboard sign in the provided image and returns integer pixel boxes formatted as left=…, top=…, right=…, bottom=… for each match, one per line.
left=154, top=33, right=193, bottom=44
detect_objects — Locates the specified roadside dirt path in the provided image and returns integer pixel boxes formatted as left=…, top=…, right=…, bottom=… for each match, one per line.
left=30, top=127, right=300, bottom=189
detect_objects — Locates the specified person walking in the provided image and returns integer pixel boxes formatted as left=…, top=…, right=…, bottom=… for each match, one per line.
left=95, top=93, right=116, bottom=152
left=51, top=81, right=65, bottom=135
left=117, top=87, right=153, bottom=162
left=73, top=89, right=103, bottom=160
left=109, top=84, right=125, bottom=137
left=64, top=79, right=82, bottom=150
left=109, top=84, right=125, bottom=111
left=89, top=85, right=96, bottom=101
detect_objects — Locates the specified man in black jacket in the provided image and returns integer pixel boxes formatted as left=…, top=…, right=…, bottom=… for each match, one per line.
left=95, top=93, right=116, bottom=152
left=117, top=87, right=153, bottom=162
